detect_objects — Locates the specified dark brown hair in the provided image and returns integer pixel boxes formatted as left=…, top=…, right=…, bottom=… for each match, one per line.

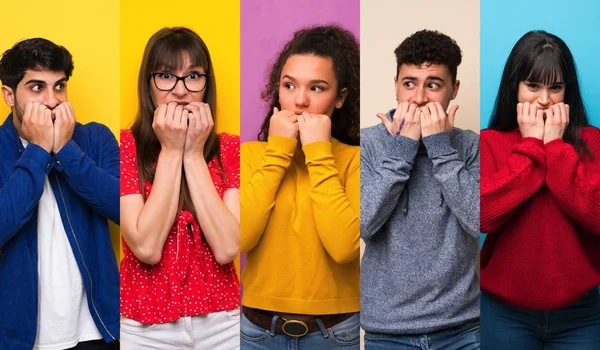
left=131, top=27, right=222, bottom=218
left=258, top=24, right=360, bottom=146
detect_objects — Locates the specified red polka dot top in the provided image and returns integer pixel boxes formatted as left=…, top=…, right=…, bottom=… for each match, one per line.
left=119, top=129, right=240, bottom=324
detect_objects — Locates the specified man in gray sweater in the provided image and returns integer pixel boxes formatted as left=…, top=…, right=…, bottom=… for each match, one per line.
left=360, top=30, right=480, bottom=349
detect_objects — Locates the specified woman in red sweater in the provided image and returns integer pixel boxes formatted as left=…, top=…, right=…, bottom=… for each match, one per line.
left=119, top=27, right=241, bottom=349
left=480, top=30, right=600, bottom=349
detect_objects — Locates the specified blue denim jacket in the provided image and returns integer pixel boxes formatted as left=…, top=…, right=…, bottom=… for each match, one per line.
left=0, top=114, right=120, bottom=349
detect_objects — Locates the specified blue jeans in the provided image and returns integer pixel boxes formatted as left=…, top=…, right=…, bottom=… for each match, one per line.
left=481, top=288, right=600, bottom=349
left=240, top=312, right=360, bottom=349
left=363, top=319, right=480, bottom=349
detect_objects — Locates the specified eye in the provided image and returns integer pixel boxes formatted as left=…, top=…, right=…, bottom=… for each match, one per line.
left=187, top=73, right=201, bottom=80
left=158, top=72, right=173, bottom=79
left=283, top=82, right=295, bottom=90
left=526, top=83, right=539, bottom=90
left=31, top=84, right=43, bottom=92
left=311, top=86, right=324, bottom=92
left=403, top=81, right=415, bottom=88
left=55, top=83, right=66, bottom=91
left=550, top=85, right=563, bottom=92
left=427, top=82, right=440, bottom=89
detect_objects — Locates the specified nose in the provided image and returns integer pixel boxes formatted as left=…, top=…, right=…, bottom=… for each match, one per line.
left=294, top=88, right=308, bottom=108
left=537, top=89, right=550, bottom=108
left=411, top=86, right=428, bottom=106
left=171, top=79, right=188, bottom=96
left=44, top=90, right=59, bottom=109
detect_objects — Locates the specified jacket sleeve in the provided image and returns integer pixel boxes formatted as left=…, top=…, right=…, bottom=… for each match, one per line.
left=304, top=141, right=360, bottom=264
left=53, top=123, right=120, bottom=224
left=240, top=136, right=296, bottom=253
left=360, top=131, right=419, bottom=240
left=423, top=132, right=480, bottom=239
left=544, top=136, right=600, bottom=233
left=480, top=134, right=546, bottom=233
left=0, top=144, right=51, bottom=248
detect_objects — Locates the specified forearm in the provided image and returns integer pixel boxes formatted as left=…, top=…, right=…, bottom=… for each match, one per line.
left=480, top=137, right=546, bottom=233
left=122, top=150, right=182, bottom=264
left=305, top=142, right=359, bottom=263
left=55, top=140, right=120, bottom=223
left=0, top=145, right=50, bottom=247
left=425, top=132, right=480, bottom=238
left=184, top=154, right=239, bottom=264
left=545, top=139, right=600, bottom=233
left=360, top=136, right=418, bottom=239
left=240, top=137, right=296, bottom=252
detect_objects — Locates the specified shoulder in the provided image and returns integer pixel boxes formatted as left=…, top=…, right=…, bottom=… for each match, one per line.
left=119, top=128, right=136, bottom=146
left=581, top=126, right=600, bottom=152
left=218, top=132, right=240, bottom=151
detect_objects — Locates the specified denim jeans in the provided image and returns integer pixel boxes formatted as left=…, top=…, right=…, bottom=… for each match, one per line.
left=240, top=311, right=360, bottom=349
left=481, top=288, right=600, bottom=349
left=363, top=319, right=480, bottom=350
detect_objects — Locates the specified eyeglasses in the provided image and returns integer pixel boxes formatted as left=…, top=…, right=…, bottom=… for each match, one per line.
left=151, top=72, right=209, bottom=92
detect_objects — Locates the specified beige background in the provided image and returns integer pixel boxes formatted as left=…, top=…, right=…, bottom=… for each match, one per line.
left=360, top=0, right=480, bottom=132
left=359, top=1, right=480, bottom=347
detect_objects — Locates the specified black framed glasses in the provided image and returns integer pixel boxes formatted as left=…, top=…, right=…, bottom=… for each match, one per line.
left=151, top=72, right=209, bottom=92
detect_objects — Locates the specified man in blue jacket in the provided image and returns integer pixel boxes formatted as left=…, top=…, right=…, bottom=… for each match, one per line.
left=0, top=38, right=119, bottom=349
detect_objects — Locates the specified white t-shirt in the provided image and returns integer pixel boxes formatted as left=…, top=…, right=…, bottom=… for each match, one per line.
left=22, top=139, right=103, bottom=349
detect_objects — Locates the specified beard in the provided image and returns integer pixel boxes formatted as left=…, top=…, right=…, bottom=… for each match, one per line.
left=13, top=99, right=56, bottom=123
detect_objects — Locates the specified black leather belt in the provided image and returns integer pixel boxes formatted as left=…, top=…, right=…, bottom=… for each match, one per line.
left=242, top=306, right=354, bottom=338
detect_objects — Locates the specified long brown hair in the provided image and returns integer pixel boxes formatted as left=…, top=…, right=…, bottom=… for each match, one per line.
left=131, top=27, right=222, bottom=219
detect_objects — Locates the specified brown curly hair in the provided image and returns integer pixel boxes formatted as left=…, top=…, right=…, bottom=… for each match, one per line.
left=257, top=24, right=360, bottom=146
left=394, top=30, right=462, bottom=83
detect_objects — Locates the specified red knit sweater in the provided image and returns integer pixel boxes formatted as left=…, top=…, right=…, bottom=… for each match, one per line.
left=480, top=127, right=600, bottom=310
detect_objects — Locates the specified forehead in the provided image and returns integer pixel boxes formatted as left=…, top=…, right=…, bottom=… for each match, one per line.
left=20, top=69, right=66, bottom=84
left=398, top=63, right=452, bottom=81
left=281, top=54, right=335, bottom=80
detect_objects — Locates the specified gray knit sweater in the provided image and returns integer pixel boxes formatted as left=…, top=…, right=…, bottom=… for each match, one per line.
left=360, top=112, right=480, bottom=334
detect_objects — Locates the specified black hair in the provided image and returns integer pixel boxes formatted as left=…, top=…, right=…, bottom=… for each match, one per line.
left=488, top=30, right=590, bottom=157
left=0, top=38, right=74, bottom=91
left=394, top=29, right=462, bottom=83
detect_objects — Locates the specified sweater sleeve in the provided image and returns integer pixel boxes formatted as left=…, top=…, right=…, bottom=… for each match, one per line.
left=423, top=131, right=480, bottom=239
left=544, top=133, right=600, bottom=233
left=360, top=132, right=419, bottom=240
left=303, top=141, right=360, bottom=264
left=480, top=133, right=547, bottom=233
left=240, top=136, right=297, bottom=253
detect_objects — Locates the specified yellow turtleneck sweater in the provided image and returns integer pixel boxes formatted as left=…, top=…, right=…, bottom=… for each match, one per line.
left=241, top=136, right=360, bottom=314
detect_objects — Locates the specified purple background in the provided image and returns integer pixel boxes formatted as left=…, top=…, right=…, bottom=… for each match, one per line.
left=240, top=0, right=360, bottom=270
left=240, top=0, right=360, bottom=142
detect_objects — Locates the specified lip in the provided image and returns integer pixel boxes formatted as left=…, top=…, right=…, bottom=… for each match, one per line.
left=168, top=101, right=190, bottom=106
left=294, top=111, right=304, bottom=115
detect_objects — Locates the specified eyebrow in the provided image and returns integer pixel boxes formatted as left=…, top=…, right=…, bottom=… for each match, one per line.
left=282, top=75, right=330, bottom=85
left=24, top=77, right=68, bottom=86
left=402, top=75, right=445, bottom=83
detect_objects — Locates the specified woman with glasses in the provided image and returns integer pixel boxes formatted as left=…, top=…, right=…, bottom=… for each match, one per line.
left=119, top=27, right=241, bottom=349
left=480, top=30, right=600, bottom=349
left=240, top=25, right=360, bottom=349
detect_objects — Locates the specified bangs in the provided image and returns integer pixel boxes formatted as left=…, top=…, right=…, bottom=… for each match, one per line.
left=148, top=33, right=209, bottom=73
left=520, top=47, right=564, bottom=85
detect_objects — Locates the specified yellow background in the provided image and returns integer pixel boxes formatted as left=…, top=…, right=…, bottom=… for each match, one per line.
left=0, top=0, right=121, bottom=257
left=120, top=0, right=241, bottom=267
